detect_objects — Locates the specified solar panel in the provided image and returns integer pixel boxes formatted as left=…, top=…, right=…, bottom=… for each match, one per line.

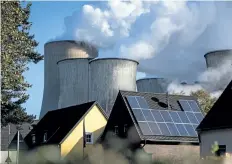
left=160, top=110, right=173, bottom=123
left=188, top=100, right=201, bottom=112
left=177, top=112, right=190, bottom=123
left=185, top=124, right=197, bottom=136
left=179, top=100, right=192, bottom=111
left=166, top=123, right=180, bottom=136
left=186, top=112, right=198, bottom=124
left=127, top=96, right=140, bottom=108
left=148, top=122, right=162, bottom=135
left=195, top=113, right=204, bottom=123
left=132, top=109, right=145, bottom=121
left=151, top=110, right=165, bottom=122
left=127, top=96, right=203, bottom=138
left=157, top=123, right=171, bottom=136
left=169, top=111, right=182, bottom=123
left=142, top=109, right=155, bottom=121
left=176, top=124, right=189, bottom=136
left=138, top=122, right=153, bottom=135
left=136, top=96, right=149, bottom=109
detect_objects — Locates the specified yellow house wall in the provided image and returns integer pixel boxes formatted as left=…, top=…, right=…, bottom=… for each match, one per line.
left=60, top=105, right=107, bottom=160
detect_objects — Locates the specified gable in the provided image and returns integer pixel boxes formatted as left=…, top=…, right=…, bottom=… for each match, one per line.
left=24, top=102, right=96, bottom=148
left=101, top=93, right=141, bottom=143
left=197, top=80, right=232, bottom=131
left=60, top=104, right=107, bottom=157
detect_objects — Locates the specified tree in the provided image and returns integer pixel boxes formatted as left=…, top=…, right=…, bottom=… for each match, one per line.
left=190, top=90, right=217, bottom=114
left=1, top=1, right=43, bottom=127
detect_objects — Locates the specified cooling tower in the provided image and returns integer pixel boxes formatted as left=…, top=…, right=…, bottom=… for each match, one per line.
left=204, top=49, right=232, bottom=68
left=136, top=78, right=170, bottom=93
left=89, top=58, right=138, bottom=114
left=57, top=58, right=91, bottom=109
left=40, top=40, right=98, bottom=119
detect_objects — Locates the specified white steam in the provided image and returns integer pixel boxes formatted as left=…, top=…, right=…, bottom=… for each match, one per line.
left=53, top=1, right=232, bottom=96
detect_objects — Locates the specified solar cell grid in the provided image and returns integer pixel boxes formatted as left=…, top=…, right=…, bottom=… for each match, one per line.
left=157, top=123, right=171, bottom=136
left=138, top=122, right=153, bottom=135
left=179, top=100, right=192, bottom=111
left=166, top=123, right=180, bottom=136
left=127, top=96, right=202, bottom=137
left=188, top=100, right=200, bottom=112
left=186, top=112, right=199, bottom=124
left=132, top=109, right=145, bottom=121
left=142, top=109, right=155, bottom=121
left=169, top=111, right=182, bottom=123
left=176, top=124, right=189, bottom=136
left=195, top=113, right=204, bottom=123
left=160, top=110, right=173, bottom=123
left=185, top=124, right=197, bottom=136
left=136, top=97, right=149, bottom=109
left=127, top=96, right=140, bottom=108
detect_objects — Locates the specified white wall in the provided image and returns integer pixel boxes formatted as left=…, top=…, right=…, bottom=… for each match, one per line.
left=200, top=128, right=232, bottom=157
left=0, top=151, right=17, bottom=164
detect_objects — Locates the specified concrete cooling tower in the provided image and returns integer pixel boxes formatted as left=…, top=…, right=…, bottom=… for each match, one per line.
left=136, top=78, right=170, bottom=93
left=89, top=58, right=138, bottom=114
left=204, top=49, right=232, bottom=68
left=57, top=58, right=90, bottom=109
left=40, top=40, right=98, bottom=119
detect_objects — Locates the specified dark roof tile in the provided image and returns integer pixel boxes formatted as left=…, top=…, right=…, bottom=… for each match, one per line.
left=197, top=80, right=232, bottom=131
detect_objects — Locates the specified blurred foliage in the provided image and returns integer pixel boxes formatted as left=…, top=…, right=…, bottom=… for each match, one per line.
left=190, top=90, right=217, bottom=114
left=211, top=141, right=219, bottom=155
left=1, top=0, right=43, bottom=127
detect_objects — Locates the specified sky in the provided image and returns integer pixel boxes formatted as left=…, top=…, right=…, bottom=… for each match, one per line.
left=24, top=1, right=232, bottom=118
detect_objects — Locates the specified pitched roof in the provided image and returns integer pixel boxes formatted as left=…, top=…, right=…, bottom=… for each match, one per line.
left=197, top=80, right=232, bottom=131
left=118, top=90, right=201, bottom=143
left=1, top=120, right=38, bottom=151
left=24, top=101, right=107, bottom=147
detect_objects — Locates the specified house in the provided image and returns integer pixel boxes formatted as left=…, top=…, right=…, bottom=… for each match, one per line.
left=197, top=80, right=232, bottom=157
left=24, top=101, right=108, bottom=162
left=100, top=91, right=205, bottom=162
left=0, top=121, right=38, bottom=164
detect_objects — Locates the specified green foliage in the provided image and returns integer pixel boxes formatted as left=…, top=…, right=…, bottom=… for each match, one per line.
left=1, top=1, right=43, bottom=127
left=190, top=90, right=217, bottom=114
left=211, top=141, right=219, bottom=155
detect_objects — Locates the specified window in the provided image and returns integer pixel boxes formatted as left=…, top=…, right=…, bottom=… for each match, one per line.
left=85, top=133, right=93, bottom=144
left=43, top=132, right=48, bottom=142
left=31, top=134, right=36, bottom=144
left=216, top=145, right=226, bottom=156
left=114, top=126, right=119, bottom=135
left=124, top=124, right=128, bottom=133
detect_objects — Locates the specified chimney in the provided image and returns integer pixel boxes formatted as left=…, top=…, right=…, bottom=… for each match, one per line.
left=166, top=92, right=170, bottom=110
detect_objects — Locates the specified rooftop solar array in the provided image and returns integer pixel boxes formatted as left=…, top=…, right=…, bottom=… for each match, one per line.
left=126, top=96, right=204, bottom=137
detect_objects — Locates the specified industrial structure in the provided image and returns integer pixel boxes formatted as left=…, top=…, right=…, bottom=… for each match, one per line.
left=89, top=58, right=138, bottom=114
left=39, top=40, right=232, bottom=119
left=204, top=49, right=232, bottom=68
left=57, top=58, right=90, bottom=109
left=40, top=40, right=98, bottom=119
left=136, top=77, right=170, bottom=93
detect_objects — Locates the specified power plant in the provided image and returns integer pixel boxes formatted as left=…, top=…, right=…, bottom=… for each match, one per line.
left=136, top=78, right=171, bottom=93
left=40, top=40, right=98, bottom=119
left=89, top=58, right=138, bottom=114
left=204, top=49, right=232, bottom=68
left=39, top=39, right=232, bottom=119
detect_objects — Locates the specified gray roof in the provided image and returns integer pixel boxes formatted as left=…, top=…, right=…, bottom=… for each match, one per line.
left=119, top=90, right=200, bottom=143
left=1, top=120, right=38, bottom=151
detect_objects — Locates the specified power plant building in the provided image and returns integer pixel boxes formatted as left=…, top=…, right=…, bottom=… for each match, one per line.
left=57, top=58, right=90, bottom=109
left=89, top=58, right=138, bottom=114
left=136, top=78, right=170, bottom=93
left=204, top=49, right=232, bottom=68
left=40, top=40, right=98, bottom=119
